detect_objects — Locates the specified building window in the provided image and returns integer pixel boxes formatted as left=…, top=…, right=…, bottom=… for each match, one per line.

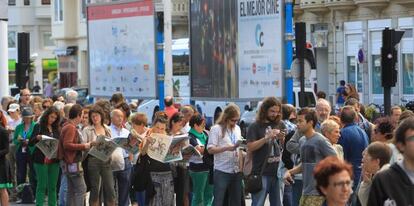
left=42, top=32, right=54, bottom=47
left=81, top=0, right=91, bottom=20
left=24, top=0, right=30, bottom=5
left=8, top=31, right=16, bottom=48
left=372, top=55, right=383, bottom=94
left=402, top=54, right=414, bottom=94
left=347, top=56, right=362, bottom=93
left=42, top=0, right=51, bottom=5
left=8, top=0, right=15, bottom=6
left=54, top=0, right=63, bottom=22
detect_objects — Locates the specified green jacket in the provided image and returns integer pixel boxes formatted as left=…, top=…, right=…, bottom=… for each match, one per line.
left=13, top=122, right=36, bottom=154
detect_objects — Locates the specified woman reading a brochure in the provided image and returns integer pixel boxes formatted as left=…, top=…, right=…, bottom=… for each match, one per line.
left=81, top=106, right=115, bottom=206
left=29, top=107, right=61, bottom=206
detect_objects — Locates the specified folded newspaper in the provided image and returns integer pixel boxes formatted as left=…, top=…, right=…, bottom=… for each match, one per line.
left=35, top=135, right=59, bottom=159
left=89, top=135, right=118, bottom=161
left=112, top=134, right=141, bottom=155
left=181, top=145, right=202, bottom=157
left=147, top=133, right=190, bottom=163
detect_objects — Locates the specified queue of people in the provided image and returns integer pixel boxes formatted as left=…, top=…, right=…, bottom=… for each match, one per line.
left=0, top=88, right=413, bottom=206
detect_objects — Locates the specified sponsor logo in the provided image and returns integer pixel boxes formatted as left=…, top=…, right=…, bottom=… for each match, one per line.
left=255, top=24, right=264, bottom=47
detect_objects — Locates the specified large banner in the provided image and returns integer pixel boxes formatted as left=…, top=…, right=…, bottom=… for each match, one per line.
left=190, top=0, right=238, bottom=99
left=238, top=0, right=283, bottom=98
left=87, top=1, right=156, bottom=98
left=190, top=0, right=284, bottom=100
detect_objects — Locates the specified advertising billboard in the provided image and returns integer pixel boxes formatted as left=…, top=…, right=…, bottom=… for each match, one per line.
left=190, top=0, right=238, bottom=99
left=87, top=0, right=157, bottom=98
left=190, top=0, right=284, bottom=100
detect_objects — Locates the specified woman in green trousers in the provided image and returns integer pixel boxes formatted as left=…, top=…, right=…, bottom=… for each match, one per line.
left=188, top=114, right=214, bottom=206
left=29, top=107, right=61, bottom=206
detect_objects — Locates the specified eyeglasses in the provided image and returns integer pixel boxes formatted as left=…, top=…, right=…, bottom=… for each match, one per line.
left=22, top=94, right=31, bottom=97
left=332, top=180, right=353, bottom=189
left=406, top=136, right=414, bottom=142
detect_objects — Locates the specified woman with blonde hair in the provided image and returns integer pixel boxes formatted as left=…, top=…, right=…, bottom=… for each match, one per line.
left=321, top=119, right=344, bottom=159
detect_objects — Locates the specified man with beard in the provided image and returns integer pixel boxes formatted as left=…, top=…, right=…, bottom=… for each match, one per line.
left=246, top=97, right=286, bottom=206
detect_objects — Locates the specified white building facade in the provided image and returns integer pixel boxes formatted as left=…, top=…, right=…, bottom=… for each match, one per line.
left=8, top=0, right=56, bottom=89
left=50, top=0, right=188, bottom=89
left=295, top=0, right=414, bottom=105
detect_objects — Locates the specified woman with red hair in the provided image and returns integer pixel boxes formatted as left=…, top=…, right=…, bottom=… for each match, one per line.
left=314, top=156, right=354, bottom=206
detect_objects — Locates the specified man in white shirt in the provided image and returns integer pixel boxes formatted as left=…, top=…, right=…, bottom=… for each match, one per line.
left=110, top=109, right=131, bottom=206
left=207, top=103, right=243, bottom=206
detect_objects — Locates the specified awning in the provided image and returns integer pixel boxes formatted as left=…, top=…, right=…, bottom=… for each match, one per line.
left=53, top=46, right=78, bottom=56
left=42, top=59, right=58, bottom=71
left=8, top=59, right=16, bottom=71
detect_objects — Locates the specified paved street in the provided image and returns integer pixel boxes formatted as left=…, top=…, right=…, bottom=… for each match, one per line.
left=9, top=198, right=260, bottom=206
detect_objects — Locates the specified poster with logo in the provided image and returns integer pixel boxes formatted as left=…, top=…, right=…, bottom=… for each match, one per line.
left=237, top=0, right=284, bottom=99
left=87, top=1, right=156, bottom=98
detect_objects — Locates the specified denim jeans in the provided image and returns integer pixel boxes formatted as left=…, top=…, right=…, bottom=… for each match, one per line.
left=113, top=160, right=132, bottom=206
left=283, top=184, right=293, bottom=206
left=59, top=173, right=67, bottom=206
left=292, top=179, right=303, bottom=206
left=213, top=170, right=242, bottom=206
left=251, top=175, right=281, bottom=206
left=135, top=191, right=146, bottom=206
left=16, top=147, right=31, bottom=185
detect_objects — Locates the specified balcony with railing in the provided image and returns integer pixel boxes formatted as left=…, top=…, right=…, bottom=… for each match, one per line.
left=300, top=0, right=329, bottom=13
left=393, top=0, right=414, bottom=7
left=325, top=0, right=355, bottom=11
left=172, top=0, right=188, bottom=25
left=353, top=0, right=388, bottom=9
left=294, top=0, right=304, bottom=15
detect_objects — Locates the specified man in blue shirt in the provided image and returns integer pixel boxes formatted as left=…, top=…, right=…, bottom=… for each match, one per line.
left=339, top=106, right=369, bottom=205
left=336, top=80, right=346, bottom=108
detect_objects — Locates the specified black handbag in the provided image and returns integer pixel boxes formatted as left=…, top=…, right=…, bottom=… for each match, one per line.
left=245, top=142, right=272, bottom=194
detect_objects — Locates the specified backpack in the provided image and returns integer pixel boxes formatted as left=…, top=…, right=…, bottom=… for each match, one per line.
left=17, top=183, right=34, bottom=204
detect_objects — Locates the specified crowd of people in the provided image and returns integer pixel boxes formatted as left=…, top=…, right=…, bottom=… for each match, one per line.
left=0, top=87, right=413, bottom=206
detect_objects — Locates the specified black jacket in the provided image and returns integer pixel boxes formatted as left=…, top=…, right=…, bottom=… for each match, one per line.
left=29, top=123, right=60, bottom=164
left=368, top=163, right=414, bottom=206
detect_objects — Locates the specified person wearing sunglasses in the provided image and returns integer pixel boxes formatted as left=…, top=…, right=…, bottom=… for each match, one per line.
left=368, top=117, right=414, bottom=206
left=370, top=117, right=402, bottom=165
left=314, top=156, right=354, bottom=206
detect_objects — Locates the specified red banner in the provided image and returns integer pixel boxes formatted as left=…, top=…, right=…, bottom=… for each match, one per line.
left=88, top=0, right=153, bottom=20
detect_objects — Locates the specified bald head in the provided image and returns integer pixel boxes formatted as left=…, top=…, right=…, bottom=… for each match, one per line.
left=111, top=109, right=124, bottom=127
left=164, top=96, right=174, bottom=107
left=316, top=99, right=331, bottom=123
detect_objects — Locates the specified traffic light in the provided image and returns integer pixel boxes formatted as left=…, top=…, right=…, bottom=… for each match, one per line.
left=381, top=28, right=404, bottom=87
left=295, top=22, right=306, bottom=59
left=15, top=32, right=30, bottom=89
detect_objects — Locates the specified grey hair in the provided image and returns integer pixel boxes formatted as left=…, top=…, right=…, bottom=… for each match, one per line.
left=316, top=98, right=331, bottom=110
left=66, top=90, right=78, bottom=104
left=53, top=101, right=65, bottom=111
left=321, top=119, right=339, bottom=135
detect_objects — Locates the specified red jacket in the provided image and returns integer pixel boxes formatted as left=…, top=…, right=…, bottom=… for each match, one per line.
left=59, top=121, right=87, bottom=163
